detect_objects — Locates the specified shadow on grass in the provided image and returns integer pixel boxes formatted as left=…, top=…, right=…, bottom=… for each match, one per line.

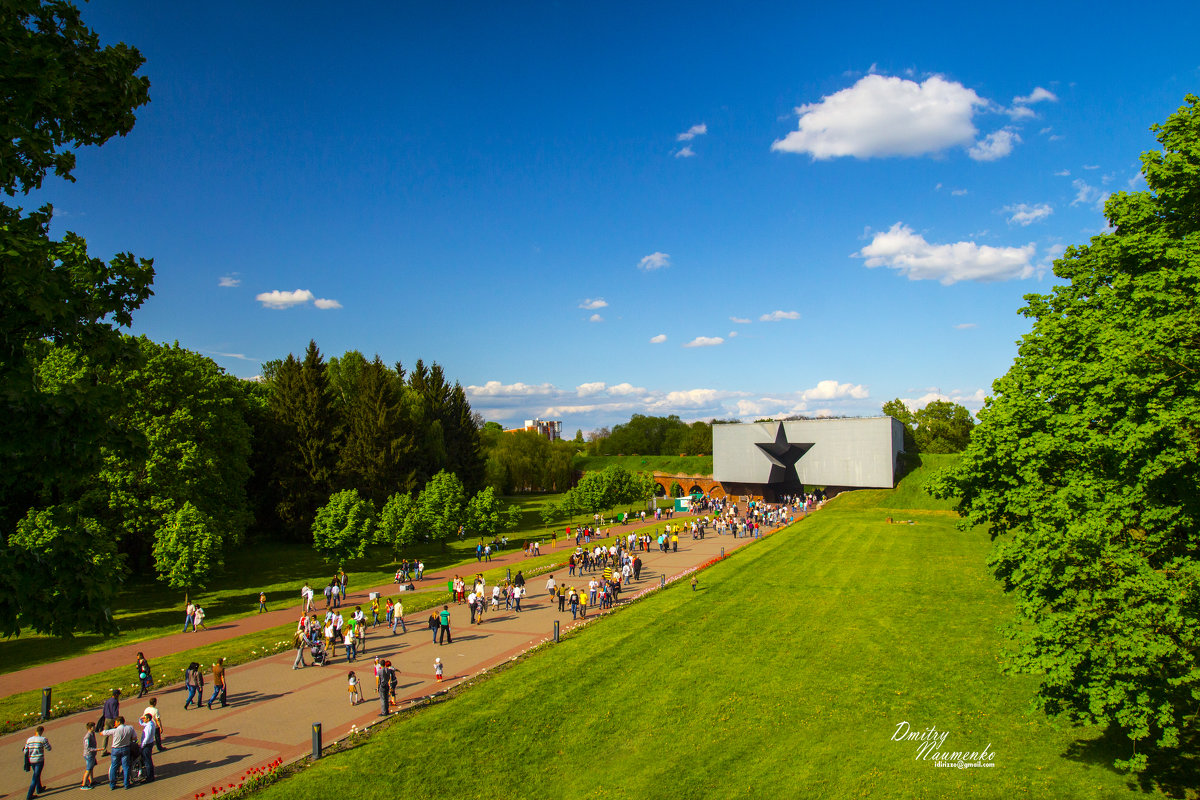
left=1063, top=725, right=1200, bottom=798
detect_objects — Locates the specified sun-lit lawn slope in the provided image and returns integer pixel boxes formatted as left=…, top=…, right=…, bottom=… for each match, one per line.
left=253, top=487, right=1151, bottom=799
left=575, top=454, right=714, bottom=475
left=831, top=452, right=961, bottom=512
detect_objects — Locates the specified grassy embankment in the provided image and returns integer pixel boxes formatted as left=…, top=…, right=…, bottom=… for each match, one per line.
left=250, top=455, right=1161, bottom=800
left=574, top=454, right=714, bottom=475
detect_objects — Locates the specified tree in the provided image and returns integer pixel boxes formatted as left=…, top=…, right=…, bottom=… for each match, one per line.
left=311, top=489, right=377, bottom=567
left=152, top=502, right=223, bottom=601
left=270, top=341, right=340, bottom=539
left=0, top=0, right=153, bottom=637
left=335, top=354, right=415, bottom=504
left=465, top=486, right=520, bottom=540
left=881, top=397, right=917, bottom=452
left=411, top=470, right=467, bottom=550
left=912, top=400, right=974, bottom=453
left=91, top=338, right=252, bottom=568
left=931, top=96, right=1200, bottom=774
left=377, top=491, right=416, bottom=555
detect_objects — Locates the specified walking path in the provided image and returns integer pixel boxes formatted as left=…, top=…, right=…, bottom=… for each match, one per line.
left=0, top=516, right=799, bottom=800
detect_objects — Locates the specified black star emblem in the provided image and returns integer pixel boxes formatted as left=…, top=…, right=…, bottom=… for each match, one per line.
left=755, top=423, right=812, bottom=484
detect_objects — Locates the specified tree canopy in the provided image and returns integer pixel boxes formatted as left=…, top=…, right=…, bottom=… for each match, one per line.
left=931, top=96, right=1200, bottom=774
left=0, top=0, right=153, bottom=637
left=882, top=398, right=974, bottom=453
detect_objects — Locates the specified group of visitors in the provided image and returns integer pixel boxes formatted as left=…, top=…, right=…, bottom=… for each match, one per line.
left=27, top=681, right=173, bottom=794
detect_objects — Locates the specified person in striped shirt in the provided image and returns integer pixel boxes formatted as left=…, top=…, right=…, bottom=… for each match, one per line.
left=24, top=726, right=50, bottom=799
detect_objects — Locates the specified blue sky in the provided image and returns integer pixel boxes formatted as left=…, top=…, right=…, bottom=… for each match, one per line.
left=31, top=0, right=1200, bottom=432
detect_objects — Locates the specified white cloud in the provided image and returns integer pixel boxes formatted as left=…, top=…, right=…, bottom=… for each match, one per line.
left=759, top=310, right=801, bottom=322
left=954, top=323, right=977, bottom=330
left=1054, top=169, right=1070, bottom=177
left=608, top=383, right=645, bottom=395
left=1006, top=106, right=1037, bottom=121
left=650, top=334, right=667, bottom=344
left=771, top=74, right=985, bottom=159
left=1083, top=164, right=1100, bottom=170
left=588, top=313, right=604, bottom=323
left=677, top=123, right=708, bottom=141
left=218, top=275, right=241, bottom=288
left=256, top=289, right=314, bottom=309
left=199, top=348, right=259, bottom=362
left=898, top=387, right=987, bottom=414
left=576, top=382, right=607, bottom=396
left=638, top=252, right=671, bottom=270
left=801, top=379, right=869, bottom=401
left=579, top=298, right=608, bottom=310
left=728, top=331, right=738, bottom=338
left=683, top=336, right=724, bottom=348
left=1014, top=87, right=1058, bottom=105
left=314, top=298, right=342, bottom=309
left=674, top=146, right=696, bottom=158
left=466, top=381, right=557, bottom=397
left=968, top=129, right=1020, bottom=161
left=1004, top=203, right=1053, bottom=226
left=1071, top=179, right=1110, bottom=210
left=950, top=188, right=968, bottom=196
left=856, top=223, right=1035, bottom=284
left=730, top=316, right=751, bottom=324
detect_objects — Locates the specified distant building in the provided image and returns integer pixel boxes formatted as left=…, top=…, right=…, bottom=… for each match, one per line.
left=504, top=418, right=563, bottom=441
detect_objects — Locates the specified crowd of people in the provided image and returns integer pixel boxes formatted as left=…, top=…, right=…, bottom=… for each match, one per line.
left=24, top=495, right=814, bottom=798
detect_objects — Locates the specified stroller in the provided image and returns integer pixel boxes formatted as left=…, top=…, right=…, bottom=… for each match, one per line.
left=309, top=639, right=328, bottom=666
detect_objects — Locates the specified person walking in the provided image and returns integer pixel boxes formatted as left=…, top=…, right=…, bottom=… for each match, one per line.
left=142, top=697, right=165, bottom=752
left=292, top=628, right=308, bottom=669
left=391, top=599, right=407, bottom=634
left=258, top=591, right=268, bottom=613
left=183, top=663, right=203, bottom=710
left=434, top=657, right=443, bottom=682
left=378, top=661, right=393, bottom=716
left=97, top=689, right=120, bottom=755
left=194, top=604, right=208, bottom=630
left=99, top=716, right=136, bottom=791
left=428, top=610, right=440, bottom=643
left=438, top=605, right=453, bottom=644
left=182, top=601, right=195, bottom=633
left=138, top=713, right=156, bottom=783
left=135, top=652, right=152, bottom=698
left=81, top=721, right=98, bottom=789
left=24, top=725, right=50, bottom=799
left=207, top=658, right=227, bottom=708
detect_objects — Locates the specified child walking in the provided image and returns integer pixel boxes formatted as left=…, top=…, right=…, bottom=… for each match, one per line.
left=434, top=657, right=443, bottom=682
left=347, top=671, right=361, bottom=705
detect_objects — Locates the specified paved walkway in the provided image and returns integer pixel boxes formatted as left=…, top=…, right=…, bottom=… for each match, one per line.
left=0, top=516, right=800, bottom=800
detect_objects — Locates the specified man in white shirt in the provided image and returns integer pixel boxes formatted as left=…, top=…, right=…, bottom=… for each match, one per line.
left=139, top=713, right=157, bottom=782
left=142, top=697, right=164, bottom=751
left=546, top=575, right=556, bottom=599
left=100, top=716, right=136, bottom=790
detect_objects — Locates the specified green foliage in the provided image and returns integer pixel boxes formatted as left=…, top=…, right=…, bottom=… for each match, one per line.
left=480, top=428, right=576, bottom=493
left=882, top=398, right=974, bottom=453
left=152, top=502, right=222, bottom=596
left=93, top=338, right=252, bottom=566
left=932, top=96, right=1200, bottom=773
left=334, top=354, right=416, bottom=504
left=670, top=480, right=683, bottom=498
left=269, top=342, right=340, bottom=539
left=377, top=491, right=416, bottom=555
left=3, top=503, right=122, bottom=637
left=311, top=489, right=377, bottom=567
left=591, top=414, right=713, bottom=456
left=464, top=486, right=519, bottom=539
left=0, top=0, right=153, bottom=637
left=411, top=470, right=467, bottom=549
left=0, top=0, right=150, bottom=195
left=557, top=465, right=655, bottom=520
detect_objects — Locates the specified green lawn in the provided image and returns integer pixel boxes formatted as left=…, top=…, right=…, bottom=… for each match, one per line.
left=0, top=493, right=580, bottom=676
left=575, top=454, right=714, bottom=475
left=252, top=477, right=1165, bottom=799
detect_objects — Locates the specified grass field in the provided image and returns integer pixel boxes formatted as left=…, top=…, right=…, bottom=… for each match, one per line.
left=575, top=454, right=714, bottom=475
left=0, top=493, right=577, bottom=676
left=250, top=465, right=1166, bottom=800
